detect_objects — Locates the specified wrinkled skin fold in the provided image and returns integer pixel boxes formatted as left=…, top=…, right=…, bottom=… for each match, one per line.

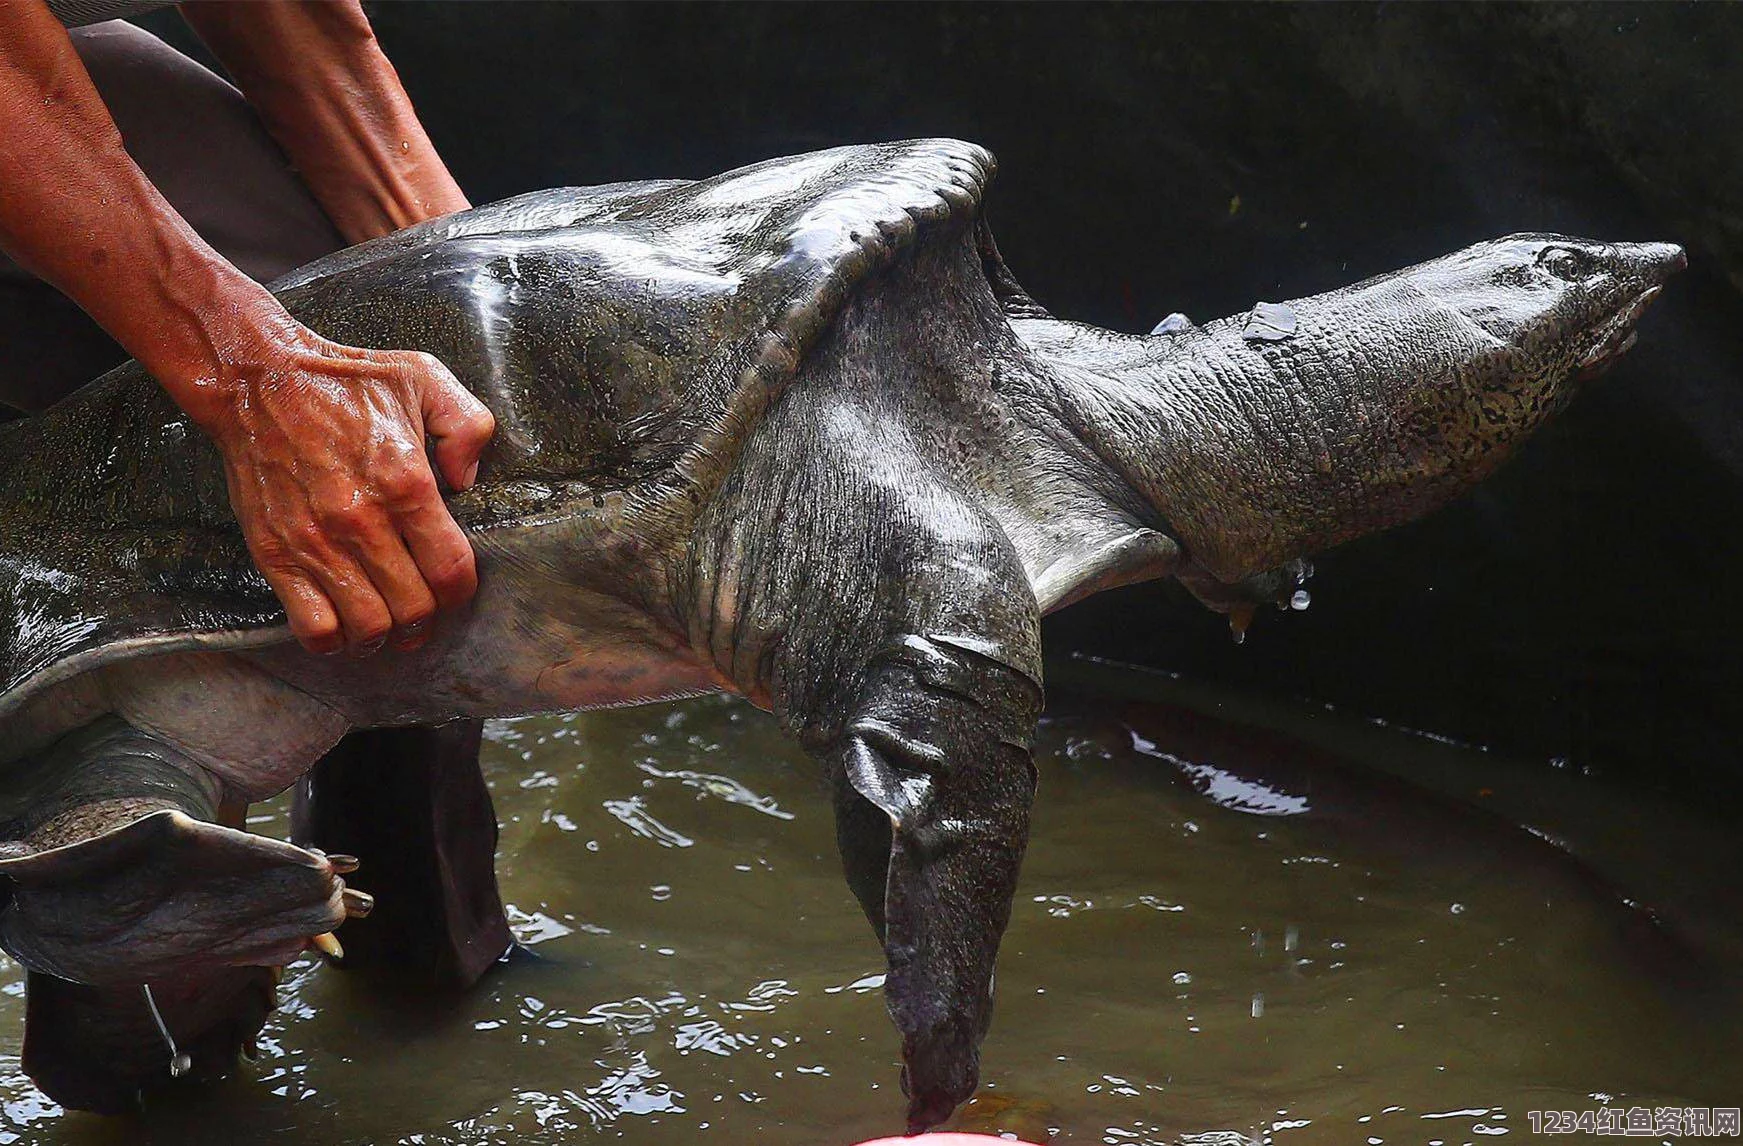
left=0, top=139, right=1683, bottom=1128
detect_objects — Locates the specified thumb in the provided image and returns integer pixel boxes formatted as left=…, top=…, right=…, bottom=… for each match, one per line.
left=410, top=352, right=495, bottom=490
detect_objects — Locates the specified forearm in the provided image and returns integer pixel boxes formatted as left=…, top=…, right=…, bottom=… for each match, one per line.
left=179, top=0, right=468, bottom=244
left=0, top=0, right=290, bottom=428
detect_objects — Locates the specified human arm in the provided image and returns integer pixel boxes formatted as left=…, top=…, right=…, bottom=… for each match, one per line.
left=0, top=0, right=493, bottom=655
left=177, top=0, right=469, bottom=245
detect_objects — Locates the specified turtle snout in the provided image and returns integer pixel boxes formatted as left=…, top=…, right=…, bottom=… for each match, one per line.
left=1574, top=242, right=1682, bottom=374
left=1616, top=240, right=1688, bottom=287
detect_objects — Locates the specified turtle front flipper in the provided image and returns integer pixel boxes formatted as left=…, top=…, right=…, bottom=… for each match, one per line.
left=827, top=635, right=1040, bottom=1132
left=685, top=387, right=1044, bottom=1132
left=0, top=717, right=348, bottom=985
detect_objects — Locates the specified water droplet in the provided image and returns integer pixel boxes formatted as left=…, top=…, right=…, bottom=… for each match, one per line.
left=169, top=1053, right=192, bottom=1078
left=1150, top=311, right=1191, bottom=335
left=1231, top=628, right=1247, bottom=646
left=1242, top=300, right=1298, bottom=342
left=1450, top=902, right=1466, bottom=915
left=1172, top=971, right=1192, bottom=985
left=1250, top=992, right=1265, bottom=1018
left=1290, top=589, right=1312, bottom=611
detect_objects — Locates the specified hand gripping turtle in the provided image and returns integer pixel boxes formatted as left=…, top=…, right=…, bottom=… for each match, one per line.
left=0, top=139, right=1682, bottom=1128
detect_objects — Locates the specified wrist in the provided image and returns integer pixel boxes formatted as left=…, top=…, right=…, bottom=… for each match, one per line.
left=135, top=259, right=307, bottom=437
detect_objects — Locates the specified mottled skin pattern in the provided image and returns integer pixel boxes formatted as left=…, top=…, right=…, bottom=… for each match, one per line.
left=0, top=140, right=1682, bottom=1129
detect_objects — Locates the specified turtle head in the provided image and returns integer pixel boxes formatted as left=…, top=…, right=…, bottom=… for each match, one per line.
left=1413, top=233, right=1685, bottom=387
left=1111, top=233, right=1684, bottom=587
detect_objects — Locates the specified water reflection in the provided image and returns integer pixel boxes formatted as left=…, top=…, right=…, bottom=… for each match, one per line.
left=0, top=680, right=1736, bottom=1144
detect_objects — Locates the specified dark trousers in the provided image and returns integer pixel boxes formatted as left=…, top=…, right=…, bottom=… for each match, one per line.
left=2, top=21, right=509, bottom=1110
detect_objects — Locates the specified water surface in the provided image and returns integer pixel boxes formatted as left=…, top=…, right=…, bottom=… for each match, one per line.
left=1, top=658, right=1736, bottom=1144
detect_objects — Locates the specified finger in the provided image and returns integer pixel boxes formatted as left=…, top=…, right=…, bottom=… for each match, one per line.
left=346, top=525, right=439, bottom=646
left=412, top=355, right=495, bottom=491
left=259, top=567, right=343, bottom=655
left=300, top=543, right=396, bottom=655
left=395, top=497, right=479, bottom=612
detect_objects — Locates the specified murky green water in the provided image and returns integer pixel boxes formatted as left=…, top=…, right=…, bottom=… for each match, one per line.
left=1, top=657, right=1737, bottom=1144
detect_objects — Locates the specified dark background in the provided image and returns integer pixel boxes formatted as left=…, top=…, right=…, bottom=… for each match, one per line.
left=148, top=3, right=1743, bottom=807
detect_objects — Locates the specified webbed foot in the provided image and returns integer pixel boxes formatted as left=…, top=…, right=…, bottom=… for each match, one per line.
left=0, top=718, right=350, bottom=985
left=0, top=717, right=363, bottom=1111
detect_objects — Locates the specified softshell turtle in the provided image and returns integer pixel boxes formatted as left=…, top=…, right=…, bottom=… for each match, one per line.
left=0, top=139, right=1681, bottom=1129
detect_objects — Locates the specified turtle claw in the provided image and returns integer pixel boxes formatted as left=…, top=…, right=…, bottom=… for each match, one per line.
left=341, top=887, right=374, bottom=918
left=308, top=848, right=362, bottom=876
left=310, top=932, right=344, bottom=961
left=1227, top=603, right=1256, bottom=643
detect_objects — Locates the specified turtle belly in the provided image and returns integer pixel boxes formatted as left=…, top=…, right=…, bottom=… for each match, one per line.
left=243, top=580, right=731, bottom=753
left=100, top=651, right=351, bottom=803
left=94, top=628, right=722, bottom=806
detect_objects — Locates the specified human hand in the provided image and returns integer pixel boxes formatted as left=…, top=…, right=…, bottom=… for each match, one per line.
left=190, top=317, right=495, bottom=656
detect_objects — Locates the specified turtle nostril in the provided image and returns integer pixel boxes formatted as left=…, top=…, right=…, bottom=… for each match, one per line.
left=1643, top=242, right=1688, bottom=278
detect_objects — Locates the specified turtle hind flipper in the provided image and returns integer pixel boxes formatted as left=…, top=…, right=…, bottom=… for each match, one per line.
left=0, top=718, right=343, bottom=988
left=0, top=718, right=339, bottom=1114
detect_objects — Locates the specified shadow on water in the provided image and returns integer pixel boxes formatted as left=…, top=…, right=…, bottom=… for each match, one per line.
left=2, top=662, right=1737, bottom=1144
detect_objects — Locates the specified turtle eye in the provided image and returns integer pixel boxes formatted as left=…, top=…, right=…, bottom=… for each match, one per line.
left=1537, top=245, right=1591, bottom=282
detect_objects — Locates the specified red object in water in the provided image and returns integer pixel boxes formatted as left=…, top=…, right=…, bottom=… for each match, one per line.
left=853, top=1137, right=1042, bottom=1146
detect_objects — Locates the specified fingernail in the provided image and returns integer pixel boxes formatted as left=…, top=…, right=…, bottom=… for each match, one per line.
left=325, top=854, right=360, bottom=875
left=462, top=461, right=479, bottom=489
left=342, top=888, right=375, bottom=919
left=348, top=636, right=388, bottom=658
